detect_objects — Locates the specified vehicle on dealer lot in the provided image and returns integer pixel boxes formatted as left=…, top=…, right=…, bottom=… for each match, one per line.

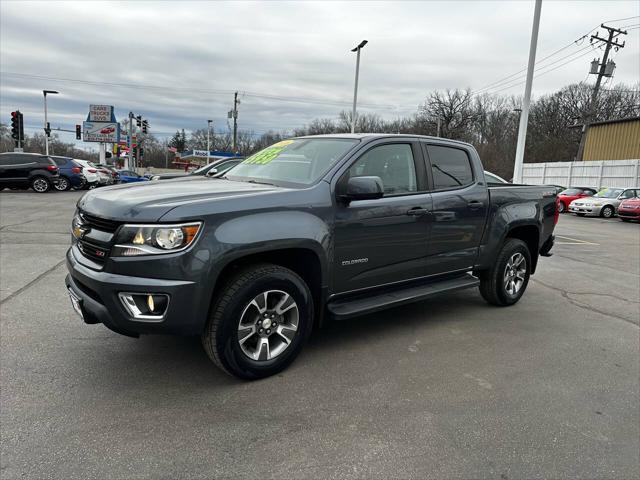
left=50, top=156, right=87, bottom=191
left=96, top=164, right=120, bottom=183
left=150, top=157, right=243, bottom=181
left=0, top=152, right=60, bottom=193
left=73, top=159, right=101, bottom=189
left=557, top=187, right=598, bottom=213
left=617, top=196, right=640, bottom=222
left=117, top=169, right=149, bottom=183
left=483, top=171, right=509, bottom=184
left=569, top=187, right=638, bottom=218
left=65, top=134, right=557, bottom=379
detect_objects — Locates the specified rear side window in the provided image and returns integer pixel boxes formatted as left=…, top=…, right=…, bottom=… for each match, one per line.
left=427, top=145, right=474, bottom=190
left=37, top=156, right=54, bottom=165
left=53, top=157, right=69, bottom=166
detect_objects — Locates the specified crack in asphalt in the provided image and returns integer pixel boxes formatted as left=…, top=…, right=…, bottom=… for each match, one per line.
left=532, top=279, right=639, bottom=326
left=0, top=259, right=66, bottom=306
left=0, top=220, right=35, bottom=231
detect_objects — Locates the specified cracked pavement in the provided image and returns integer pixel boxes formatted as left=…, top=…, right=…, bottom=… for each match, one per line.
left=1, top=190, right=638, bottom=479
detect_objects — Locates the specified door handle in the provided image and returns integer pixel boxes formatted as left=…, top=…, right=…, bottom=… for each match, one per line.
left=406, top=207, right=430, bottom=216
left=467, top=201, right=484, bottom=210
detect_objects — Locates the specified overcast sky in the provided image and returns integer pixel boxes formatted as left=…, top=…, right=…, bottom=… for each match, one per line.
left=1, top=0, right=638, bottom=150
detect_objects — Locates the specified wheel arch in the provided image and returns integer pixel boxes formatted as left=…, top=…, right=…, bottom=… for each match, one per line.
left=505, top=224, right=540, bottom=274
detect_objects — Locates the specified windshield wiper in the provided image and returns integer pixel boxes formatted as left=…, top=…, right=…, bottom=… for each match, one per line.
left=245, top=179, right=275, bottom=186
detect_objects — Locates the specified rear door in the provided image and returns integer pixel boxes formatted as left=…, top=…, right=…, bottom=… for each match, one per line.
left=0, top=154, right=36, bottom=185
left=421, top=142, right=489, bottom=276
left=332, top=140, right=432, bottom=293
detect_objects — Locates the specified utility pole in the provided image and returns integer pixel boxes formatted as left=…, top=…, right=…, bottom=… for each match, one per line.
left=576, top=23, right=627, bottom=161
left=512, top=0, right=542, bottom=184
left=230, top=92, right=239, bottom=153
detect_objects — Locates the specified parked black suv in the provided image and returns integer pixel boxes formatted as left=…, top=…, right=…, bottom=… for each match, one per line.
left=66, top=135, right=558, bottom=379
left=0, top=152, right=60, bottom=193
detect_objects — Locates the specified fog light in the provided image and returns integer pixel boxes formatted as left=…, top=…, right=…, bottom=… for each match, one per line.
left=119, top=293, right=169, bottom=321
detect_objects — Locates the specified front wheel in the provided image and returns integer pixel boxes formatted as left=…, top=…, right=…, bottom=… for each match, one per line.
left=600, top=205, right=614, bottom=218
left=558, top=201, right=566, bottom=213
left=202, top=263, right=314, bottom=380
left=54, top=176, right=71, bottom=191
left=479, top=238, right=531, bottom=306
left=30, top=176, right=51, bottom=193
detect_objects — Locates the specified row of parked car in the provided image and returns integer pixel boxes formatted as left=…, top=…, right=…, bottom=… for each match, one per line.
left=557, top=186, right=640, bottom=222
left=0, top=152, right=151, bottom=193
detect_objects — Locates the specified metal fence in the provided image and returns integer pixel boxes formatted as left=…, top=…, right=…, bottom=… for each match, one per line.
left=522, top=159, right=640, bottom=189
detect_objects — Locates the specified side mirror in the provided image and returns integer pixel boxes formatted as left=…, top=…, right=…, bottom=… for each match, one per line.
left=206, top=168, right=218, bottom=177
left=340, top=176, right=384, bottom=202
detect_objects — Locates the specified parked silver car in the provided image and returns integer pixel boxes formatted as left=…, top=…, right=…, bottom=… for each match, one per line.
left=569, top=187, right=639, bottom=218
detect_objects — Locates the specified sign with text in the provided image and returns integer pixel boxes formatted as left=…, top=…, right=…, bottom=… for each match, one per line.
left=193, top=150, right=211, bottom=158
left=83, top=122, right=120, bottom=143
left=88, top=105, right=114, bottom=122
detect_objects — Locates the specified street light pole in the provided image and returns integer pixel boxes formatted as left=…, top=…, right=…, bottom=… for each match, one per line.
left=43, top=90, right=59, bottom=156
left=350, top=40, right=368, bottom=134
left=512, top=0, right=542, bottom=184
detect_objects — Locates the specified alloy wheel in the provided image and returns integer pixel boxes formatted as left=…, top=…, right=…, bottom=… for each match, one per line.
left=32, top=178, right=49, bottom=192
left=503, top=252, right=526, bottom=296
left=237, top=290, right=299, bottom=361
left=54, top=178, right=69, bottom=191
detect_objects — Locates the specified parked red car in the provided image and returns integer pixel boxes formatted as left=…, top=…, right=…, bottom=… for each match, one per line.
left=617, top=197, right=640, bottom=222
left=557, top=187, right=597, bottom=213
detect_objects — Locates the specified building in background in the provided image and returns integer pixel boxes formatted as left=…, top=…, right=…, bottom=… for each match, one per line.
left=582, top=117, right=640, bottom=161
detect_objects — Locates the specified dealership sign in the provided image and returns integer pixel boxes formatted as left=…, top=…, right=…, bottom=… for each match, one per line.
left=83, top=122, right=120, bottom=143
left=88, top=105, right=115, bottom=122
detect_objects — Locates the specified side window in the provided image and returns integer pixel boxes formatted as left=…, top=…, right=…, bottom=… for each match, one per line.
left=427, top=145, right=474, bottom=190
left=347, top=144, right=417, bottom=195
left=0, top=155, right=18, bottom=166
left=620, top=190, right=635, bottom=199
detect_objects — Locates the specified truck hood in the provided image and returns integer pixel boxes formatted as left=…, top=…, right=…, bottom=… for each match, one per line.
left=77, top=177, right=282, bottom=222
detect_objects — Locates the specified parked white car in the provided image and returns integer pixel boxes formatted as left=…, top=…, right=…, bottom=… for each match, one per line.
left=73, top=159, right=101, bottom=189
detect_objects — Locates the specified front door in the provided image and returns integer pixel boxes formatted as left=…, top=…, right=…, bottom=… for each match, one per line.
left=333, top=142, right=432, bottom=294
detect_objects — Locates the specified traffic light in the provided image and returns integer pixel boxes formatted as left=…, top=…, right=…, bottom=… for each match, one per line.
left=10, top=111, right=24, bottom=146
left=142, top=120, right=148, bottom=134
left=136, top=115, right=142, bottom=127
left=75, top=124, right=82, bottom=140
left=11, top=111, right=19, bottom=140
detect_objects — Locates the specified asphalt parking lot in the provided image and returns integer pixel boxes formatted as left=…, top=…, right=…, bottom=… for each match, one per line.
left=1, top=190, right=639, bottom=479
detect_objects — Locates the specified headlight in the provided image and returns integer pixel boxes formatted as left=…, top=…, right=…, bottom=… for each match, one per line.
left=112, top=222, right=202, bottom=256
left=583, top=203, right=594, bottom=207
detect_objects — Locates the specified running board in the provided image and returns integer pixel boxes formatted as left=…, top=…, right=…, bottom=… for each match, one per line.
left=327, top=274, right=480, bottom=320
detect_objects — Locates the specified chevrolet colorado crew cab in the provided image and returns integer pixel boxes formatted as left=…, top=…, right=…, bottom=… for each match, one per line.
left=65, top=134, right=557, bottom=379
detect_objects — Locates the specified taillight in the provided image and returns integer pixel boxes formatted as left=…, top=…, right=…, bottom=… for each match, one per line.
left=71, top=167, right=81, bottom=174
left=47, top=165, right=58, bottom=172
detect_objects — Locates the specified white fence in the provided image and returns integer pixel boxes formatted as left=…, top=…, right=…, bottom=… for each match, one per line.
left=522, top=159, right=640, bottom=189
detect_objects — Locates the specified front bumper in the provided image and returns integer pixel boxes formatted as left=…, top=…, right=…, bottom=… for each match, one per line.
left=568, top=204, right=602, bottom=216
left=65, top=246, right=207, bottom=336
left=618, top=209, right=640, bottom=219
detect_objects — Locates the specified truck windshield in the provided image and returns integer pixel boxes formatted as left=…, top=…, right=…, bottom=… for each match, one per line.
left=226, top=138, right=358, bottom=186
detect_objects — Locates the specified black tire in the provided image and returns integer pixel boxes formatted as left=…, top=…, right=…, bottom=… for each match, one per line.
left=600, top=205, right=614, bottom=218
left=558, top=201, right=566, bottom=213
left=30, top=176, right=51, bottom=193
left=54, top=176, right=71, bottom=191
left=202, top=263, right=314, bottom=380
left=479, top=238, right=531, bottom=306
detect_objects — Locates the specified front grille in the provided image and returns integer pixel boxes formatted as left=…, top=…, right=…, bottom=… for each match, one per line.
left=77, top=239, right=110, bottom=264
left=80, top=212, right=122, bottom=233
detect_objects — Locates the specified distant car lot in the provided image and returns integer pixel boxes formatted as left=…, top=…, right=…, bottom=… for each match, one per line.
left=1, top=190, right=638, bottom=479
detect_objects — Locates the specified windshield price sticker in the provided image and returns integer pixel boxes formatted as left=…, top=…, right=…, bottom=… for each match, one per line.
left=243, top=140, right=295, bottom=165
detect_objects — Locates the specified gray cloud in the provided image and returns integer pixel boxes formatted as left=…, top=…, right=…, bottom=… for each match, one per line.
left=1, top=0, right=638, bottom=145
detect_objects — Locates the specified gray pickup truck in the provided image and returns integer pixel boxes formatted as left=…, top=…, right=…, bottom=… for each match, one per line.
left=66, top=134, right=557, bottom=379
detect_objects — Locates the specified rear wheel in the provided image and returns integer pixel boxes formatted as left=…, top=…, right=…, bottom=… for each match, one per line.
left=600, top=205, right=614, bottom=218
left=479, top=238, right=531, bottom=306
left=54, top=176, right=71, bottom=191
left=202, top=263, right=314, bottom=379
left=30, top=176, right=51, bottom=193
